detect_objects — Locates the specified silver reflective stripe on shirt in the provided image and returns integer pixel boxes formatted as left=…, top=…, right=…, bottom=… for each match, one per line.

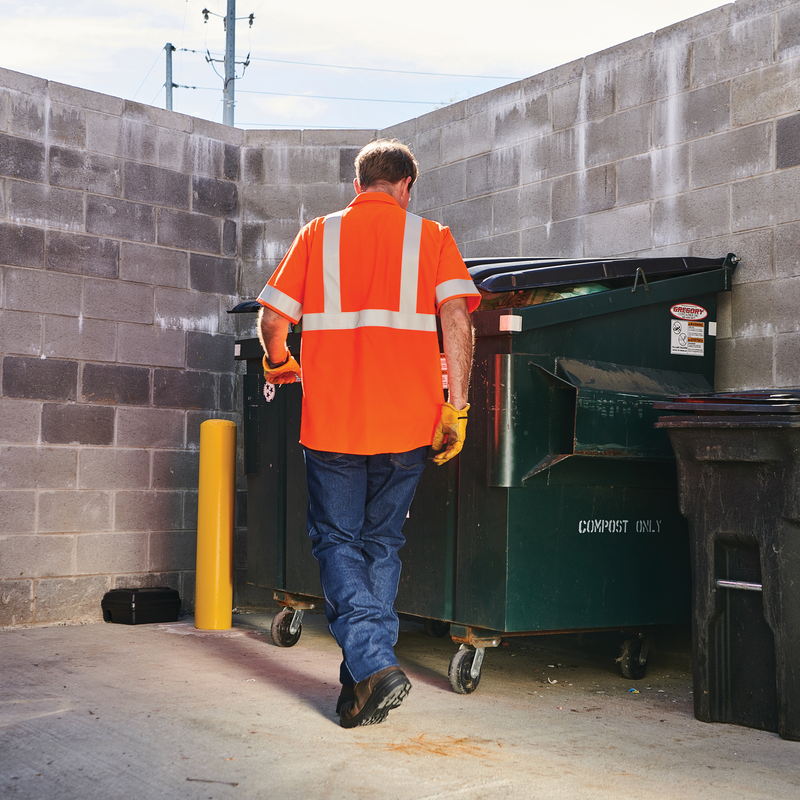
left=257, top=285, right=303, bottom=321
left=435, top=278, right=479, bottom=307
left=303, top=209, right=436, bottom=333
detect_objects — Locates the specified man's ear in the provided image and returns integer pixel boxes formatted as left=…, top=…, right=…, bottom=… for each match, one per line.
left=354, top=178, right=363, bottom=194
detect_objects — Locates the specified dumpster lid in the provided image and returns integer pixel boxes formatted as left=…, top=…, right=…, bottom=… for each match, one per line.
left=654, top=390, right=800, bottom=415
left=468, top=253, right=738, bottom=292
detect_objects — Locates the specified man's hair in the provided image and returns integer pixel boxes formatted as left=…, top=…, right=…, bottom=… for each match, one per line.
left=354, top=139, right=419, bottom=190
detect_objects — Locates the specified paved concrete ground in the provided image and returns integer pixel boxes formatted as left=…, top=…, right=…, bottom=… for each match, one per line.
left=1, top=610, right=798, bottom=800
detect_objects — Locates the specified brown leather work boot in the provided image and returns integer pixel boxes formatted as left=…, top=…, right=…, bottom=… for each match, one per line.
left=339, top=666, right=411, bottom=728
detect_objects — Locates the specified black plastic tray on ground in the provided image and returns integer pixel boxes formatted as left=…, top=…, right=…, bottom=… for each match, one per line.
left=101, top=587, right=181, bottom=625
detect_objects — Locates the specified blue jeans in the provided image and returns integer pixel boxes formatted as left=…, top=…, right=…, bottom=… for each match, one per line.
left=303, top=445, right=429, bottom=686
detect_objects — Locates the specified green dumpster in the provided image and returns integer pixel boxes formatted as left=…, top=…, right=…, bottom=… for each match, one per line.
left=234, top=253, right=738, bottom=692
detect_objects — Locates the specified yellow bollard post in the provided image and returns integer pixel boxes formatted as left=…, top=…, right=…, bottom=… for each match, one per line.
left=195, top=419, right=236, bottom=630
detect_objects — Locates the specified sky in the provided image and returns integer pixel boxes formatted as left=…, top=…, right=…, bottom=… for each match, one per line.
left=1, top=0, right=726, bottom=131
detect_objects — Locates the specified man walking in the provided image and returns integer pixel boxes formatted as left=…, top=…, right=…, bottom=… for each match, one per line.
left=256, top=139, right=479, bottom=728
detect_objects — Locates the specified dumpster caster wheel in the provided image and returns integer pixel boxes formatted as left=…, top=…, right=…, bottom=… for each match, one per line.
left=271, top=608, right=302, bottom=648
left=618, top=637, right=648, bottom=680
left=424, top=618, right=451, bottom=638
left=448, top=646, right=483, bottom=694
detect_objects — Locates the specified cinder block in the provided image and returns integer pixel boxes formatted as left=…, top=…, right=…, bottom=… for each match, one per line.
left=123, top=119, right=158, bottom=166
left=0, top=492, right=36, bottom=533
left=9, top=93, right=45, bottom=139
left=157, top=127, right=192, bottom=173
left=242, top=186, right=302, bottom=228
left=47, top=316, right=117, bottom=368
left=0, top=579, right=33, bottom=626
left=115, top=490, right=183, bottom=531
left=440, top=113, right=492, bottom=165
left=716, top=290, right=732, bottom=341
left=48, top=82, right=124, bottom=116
left=181, top=569, right=196, bottom=611
left=692, top=16, right=774, bottom=89
left=520, top=218, right=583, bottom=258
left=192, top=118, right=244, bottom=147
left=183, top=490, right=198, bottom=533
left=732, top=59, right=800, bottom=127
left=730, top=277, right=800, bottom=336
left=0, top=310, right=42, bottom=356
left=48, top=103, right=86, bottom=147
left=186, top=331, right=235, bottom=372
left=83, top=278, right=154, bottom=325
left=7, top=180, right=84, bottom=231
left=492, top=182, right=551, bottom=235
left=86, top=196, right=156, bottom=244
left=219, top=373, right=235, bottom=412
left=188, top=254, right=237, bottom=296
left=157, top=208, right=220, bottom=254
left=412, top=128, right=441, bottom=174
left=261, top=146, right=339, bottom=185
left=186, top=411, right=237, bottom=450
left=552, top=74, right=614, bottom=132
left=4, top=266, right=82, bottom=315
left=0, top=89, right=9, bottom=131
left=775, top=331, right=800, bottom=386
left=79, top=448, right=150, bottom=490
left=417, top=101, right=467, bottom=136
left=521, top=130, right=578, bottom=182
left=0, top=222, right=44, bottom=268
left=116, top=407, right=185, bottom=449
left=492, top=94, right=550, bottom=146
left=688, top=228, right=774, bottom=286
left=0, top=399, right=40, bottom=444
left=692, top=123, right=772, bottom=188
left=654, top=4, right=732, bottom=49
left=46, top=231, right=119, bottom=278
left=75, top=532, right=148, bottom=574
left=240, top=258, right=279, bottom=299
left=81, top=363, right=151, bottom=405
left=732, top=169, right=800, bottom=231
left=222, top=219, right=237, bottom=257
left=117, top=322, right=185, bottom=368
left=242, top=147, right=264, bottom=183
left=778, top=4, right=800, bottom=60
left=35, top=576, right=110, bottom=623
left=0, top=445, right=76, bottom=489
left=775, top=221, right=800, bottom=278
left=154, top=286, right=219, bottom=332
left=414, top=162, right=466, bottom=212
left=112, top=572, right=181, bottom=592
left=192, top=176, right=238, bottom=218
left=41, top=403, right=115, bottom=446
left=462, top=232, right=521, bottom=258
left=552, top=164, right=616, bottom=221
left=120, top=242, right=188, bottom=288
left=152, top=450, right=200, bottom=490
left=714, top=335, right=774, bottom=391
left=777, top=113, right=800, bottom=169
left=584, top=203, right=652, bottom=256
left=298, top=183, right=353, bottom=226
left=122, top=100, right=193, bottom=133
left=124, top=162, right=190, bottom=209
left=654, top=82, right=730, bottom=147
left=0, top=132, right=46, bottom=182
left=153, top=369, right=216, bottom=410
left=439, top=196, right=493, bottom=247
left=616, top=146, right=691, bottom=207
left=653, top=186, right=730, bottom=247
left=2, top=356, right=77, bottom=402
left=224, top=144, right=239, bottom=181
left=615, top=47, right=691, bottom=111
left=339, top=149, right=359, bottom=184
left=302, top=130, right=376, bottom=147
left=38, top=490, right=112, bottom=533
left=148, top=530, right=197, bottom=572
left=466, top=146, right=521, bottom=199
left=585, top=105, right=651, bottom=167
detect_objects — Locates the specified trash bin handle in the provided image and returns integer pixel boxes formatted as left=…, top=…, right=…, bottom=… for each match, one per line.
left=632, top=268, right=650, bottom=294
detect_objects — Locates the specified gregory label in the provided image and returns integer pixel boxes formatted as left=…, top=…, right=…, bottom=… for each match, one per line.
left=670, top=303, right=707, bottom=321
left=670, top=319, right=704, bottom=357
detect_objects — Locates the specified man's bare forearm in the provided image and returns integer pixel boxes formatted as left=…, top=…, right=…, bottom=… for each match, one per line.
left=257, top=306, right=292, bottom=364
left=440, top=298, right=474, bottom=410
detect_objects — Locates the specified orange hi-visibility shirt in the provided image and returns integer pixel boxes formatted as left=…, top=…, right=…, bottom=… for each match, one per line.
left=258, top=192, right=480, bottom=455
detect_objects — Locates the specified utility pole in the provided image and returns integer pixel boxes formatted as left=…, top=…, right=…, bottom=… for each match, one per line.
left=165, top=43, right=176, bottom=111
left=223, top=0, right=236, bottom=126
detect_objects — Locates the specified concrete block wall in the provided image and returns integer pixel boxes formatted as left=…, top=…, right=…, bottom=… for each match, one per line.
left=385, top=0, right=800, bottom=392
left=0, top=68, right=244, bottom=626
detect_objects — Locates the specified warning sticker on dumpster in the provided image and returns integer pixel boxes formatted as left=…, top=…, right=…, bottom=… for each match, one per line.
left=670, top=319, right=704, bottom=356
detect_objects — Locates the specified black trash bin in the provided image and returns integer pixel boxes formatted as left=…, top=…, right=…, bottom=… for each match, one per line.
left=656, top=392, right=800, bottom=741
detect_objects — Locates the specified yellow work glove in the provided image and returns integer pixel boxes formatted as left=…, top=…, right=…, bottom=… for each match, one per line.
left=432, top=402, right=470, bottom=465
left=262, top=352, right=301, bottom=384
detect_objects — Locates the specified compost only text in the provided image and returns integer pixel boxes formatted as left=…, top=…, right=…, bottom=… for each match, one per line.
left=578, top=519, right=663, bottom=534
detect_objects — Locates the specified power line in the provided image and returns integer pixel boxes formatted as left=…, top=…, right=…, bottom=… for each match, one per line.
left=132, top=49, right=165, bottom=101
left=186, top=85, right=441, bottom=105
left=178, top=48, right=518, bottom=80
